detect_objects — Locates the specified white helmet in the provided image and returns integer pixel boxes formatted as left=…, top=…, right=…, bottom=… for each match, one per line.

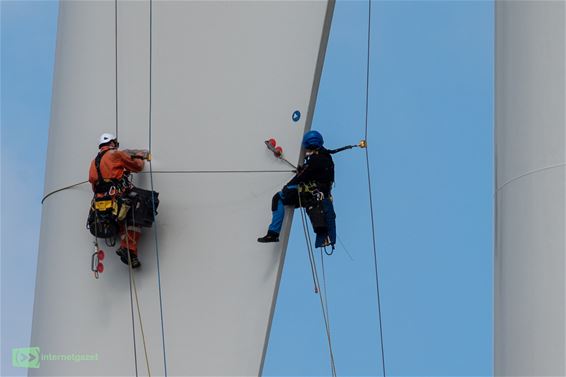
left=99, top=133, right=116, bottom=146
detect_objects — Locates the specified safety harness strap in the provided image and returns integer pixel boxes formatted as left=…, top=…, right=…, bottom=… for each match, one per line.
left=94, top=149, right=124, bottom=195
left=95, top=149, right=110, bottom=187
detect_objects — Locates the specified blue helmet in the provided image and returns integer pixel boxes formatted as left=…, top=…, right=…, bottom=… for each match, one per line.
left=302, top=130, right=324, bottom=149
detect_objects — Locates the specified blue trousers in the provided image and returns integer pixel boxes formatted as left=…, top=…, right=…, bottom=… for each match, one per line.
left=268, top=191, right=287, bottom=234
left=268, top=191, right=336, bottom=248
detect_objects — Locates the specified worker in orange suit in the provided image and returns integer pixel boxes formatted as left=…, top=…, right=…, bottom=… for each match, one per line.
left=89, top=133, right=145, bottom=268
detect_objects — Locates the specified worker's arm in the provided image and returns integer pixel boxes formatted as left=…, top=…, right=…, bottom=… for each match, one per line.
left=114, top=150, right=145, bottom=173
left=286, top=155, right=323, bottom=187
left=88, top=161, right=98, bottom=190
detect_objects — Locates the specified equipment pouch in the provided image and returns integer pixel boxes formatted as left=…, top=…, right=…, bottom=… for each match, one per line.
left=306, top=201, right=328, bottom=235
left=86, top=195, right=120, bottom=239
left=117, top=200, right=130, bottom=221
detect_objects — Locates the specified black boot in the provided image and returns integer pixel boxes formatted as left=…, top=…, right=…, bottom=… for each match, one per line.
left=257, top=230, right=279, bottom=243
left=116, top=247, right=141, bottom=268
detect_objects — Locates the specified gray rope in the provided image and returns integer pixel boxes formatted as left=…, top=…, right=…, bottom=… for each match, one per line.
left=127, top=245, right=139, bottom=377
left=115, top=0, right=119, bottom=139
left=147, top=0, right=169, bottom=374
left=125, top=215, right=151, bottom=377
left=297, top=195, right=337, bottom=376
left=115, top=1, right=138, bottom=374
left=140, top=170, right=294, bottom=174
left=41, top=181, right=88, bottom=204
left=363, top=1, right=387, bottom=376
left=40, top=168, right=296, bottom=204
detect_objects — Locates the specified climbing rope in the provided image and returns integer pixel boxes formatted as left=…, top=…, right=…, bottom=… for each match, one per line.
left=141, top=169, right=295, bottom=174
left=125, top=210, right=152, bottom=376
left=147, top=0, right=169, bottom=375
left=114, top=0, right=119, bottom=139
left=41, top=181, right=88, bottom=204
left=299, top=203, right=319, bottom=294
left=335, top=235, right=354, bottom=261
left=113, top=1, right=141, bottom=374
left=40, top=169, right=294, bottom=204
left=300, top=207, right=337, bottom=377
left=126, top=250, right=139, bottom=377
left=319, top=248, right=332, bottom=336
left=297, top=194, right=337, bottom=376
left=363, top=1, right=387, bottom=376
left=124, top=230, right=141, bottom=377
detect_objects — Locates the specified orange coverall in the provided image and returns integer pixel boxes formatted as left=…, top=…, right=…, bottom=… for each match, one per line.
left=89, top=146, right=145, bottom=254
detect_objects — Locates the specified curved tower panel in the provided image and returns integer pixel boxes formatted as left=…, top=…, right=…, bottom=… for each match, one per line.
left=31, top=1, right=334, bottom=375
left=495, top=1, right=566, bottom=375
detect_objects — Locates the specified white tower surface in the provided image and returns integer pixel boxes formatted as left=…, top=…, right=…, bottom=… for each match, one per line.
left=31, top=1, right=334, bottom=376
left=495, top=1, right=566, bottom=375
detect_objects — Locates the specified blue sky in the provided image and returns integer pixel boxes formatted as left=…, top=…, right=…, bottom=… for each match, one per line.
left=1, top=1, right=493, bottom=376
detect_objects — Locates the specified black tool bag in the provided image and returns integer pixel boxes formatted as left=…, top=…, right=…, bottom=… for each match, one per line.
left=298, top=182, right=328, bottom=235
left=86, top=196, right=120, bottom=239
left=306, top=200, right=328, bottom=235
left=127, top=187, right=159, bottom=227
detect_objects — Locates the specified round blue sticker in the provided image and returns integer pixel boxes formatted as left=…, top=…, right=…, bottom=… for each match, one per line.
left=292, top=110, right=301, bottom=122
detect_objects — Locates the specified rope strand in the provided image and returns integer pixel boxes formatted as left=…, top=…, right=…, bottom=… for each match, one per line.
left=125, top=226, right=139, bottom=377
left=147, top=0, right=169, bottom=374
left=299, top=205, right=320, bottom=294
left=363, top=1, right=387, bottom=376
left=114, top=2, right=141, bottom=374
left=297, top=195, right=337, bottom=376
left=115, top=0, right=119, bottom=139
left=125, top=216, right=151, bottom=377
left=320, top=249, right=332, bottom=343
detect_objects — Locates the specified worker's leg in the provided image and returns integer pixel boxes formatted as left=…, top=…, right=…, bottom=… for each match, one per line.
left=258, top=192, right=284, bottom=243
left=268, top=192, right=285, bottom=234
left=120, top=225, right=141, bottom=253
left=258, top=186, right=299, bottom=243
left=116, top=223, right=141, bottom=267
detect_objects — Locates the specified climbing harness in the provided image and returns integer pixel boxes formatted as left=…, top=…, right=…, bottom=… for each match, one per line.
left=86, top=148, right=134, bottom=241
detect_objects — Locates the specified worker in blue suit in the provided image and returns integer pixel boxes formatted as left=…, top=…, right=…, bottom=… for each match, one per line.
left=258, top=130, right=336, bottom=248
